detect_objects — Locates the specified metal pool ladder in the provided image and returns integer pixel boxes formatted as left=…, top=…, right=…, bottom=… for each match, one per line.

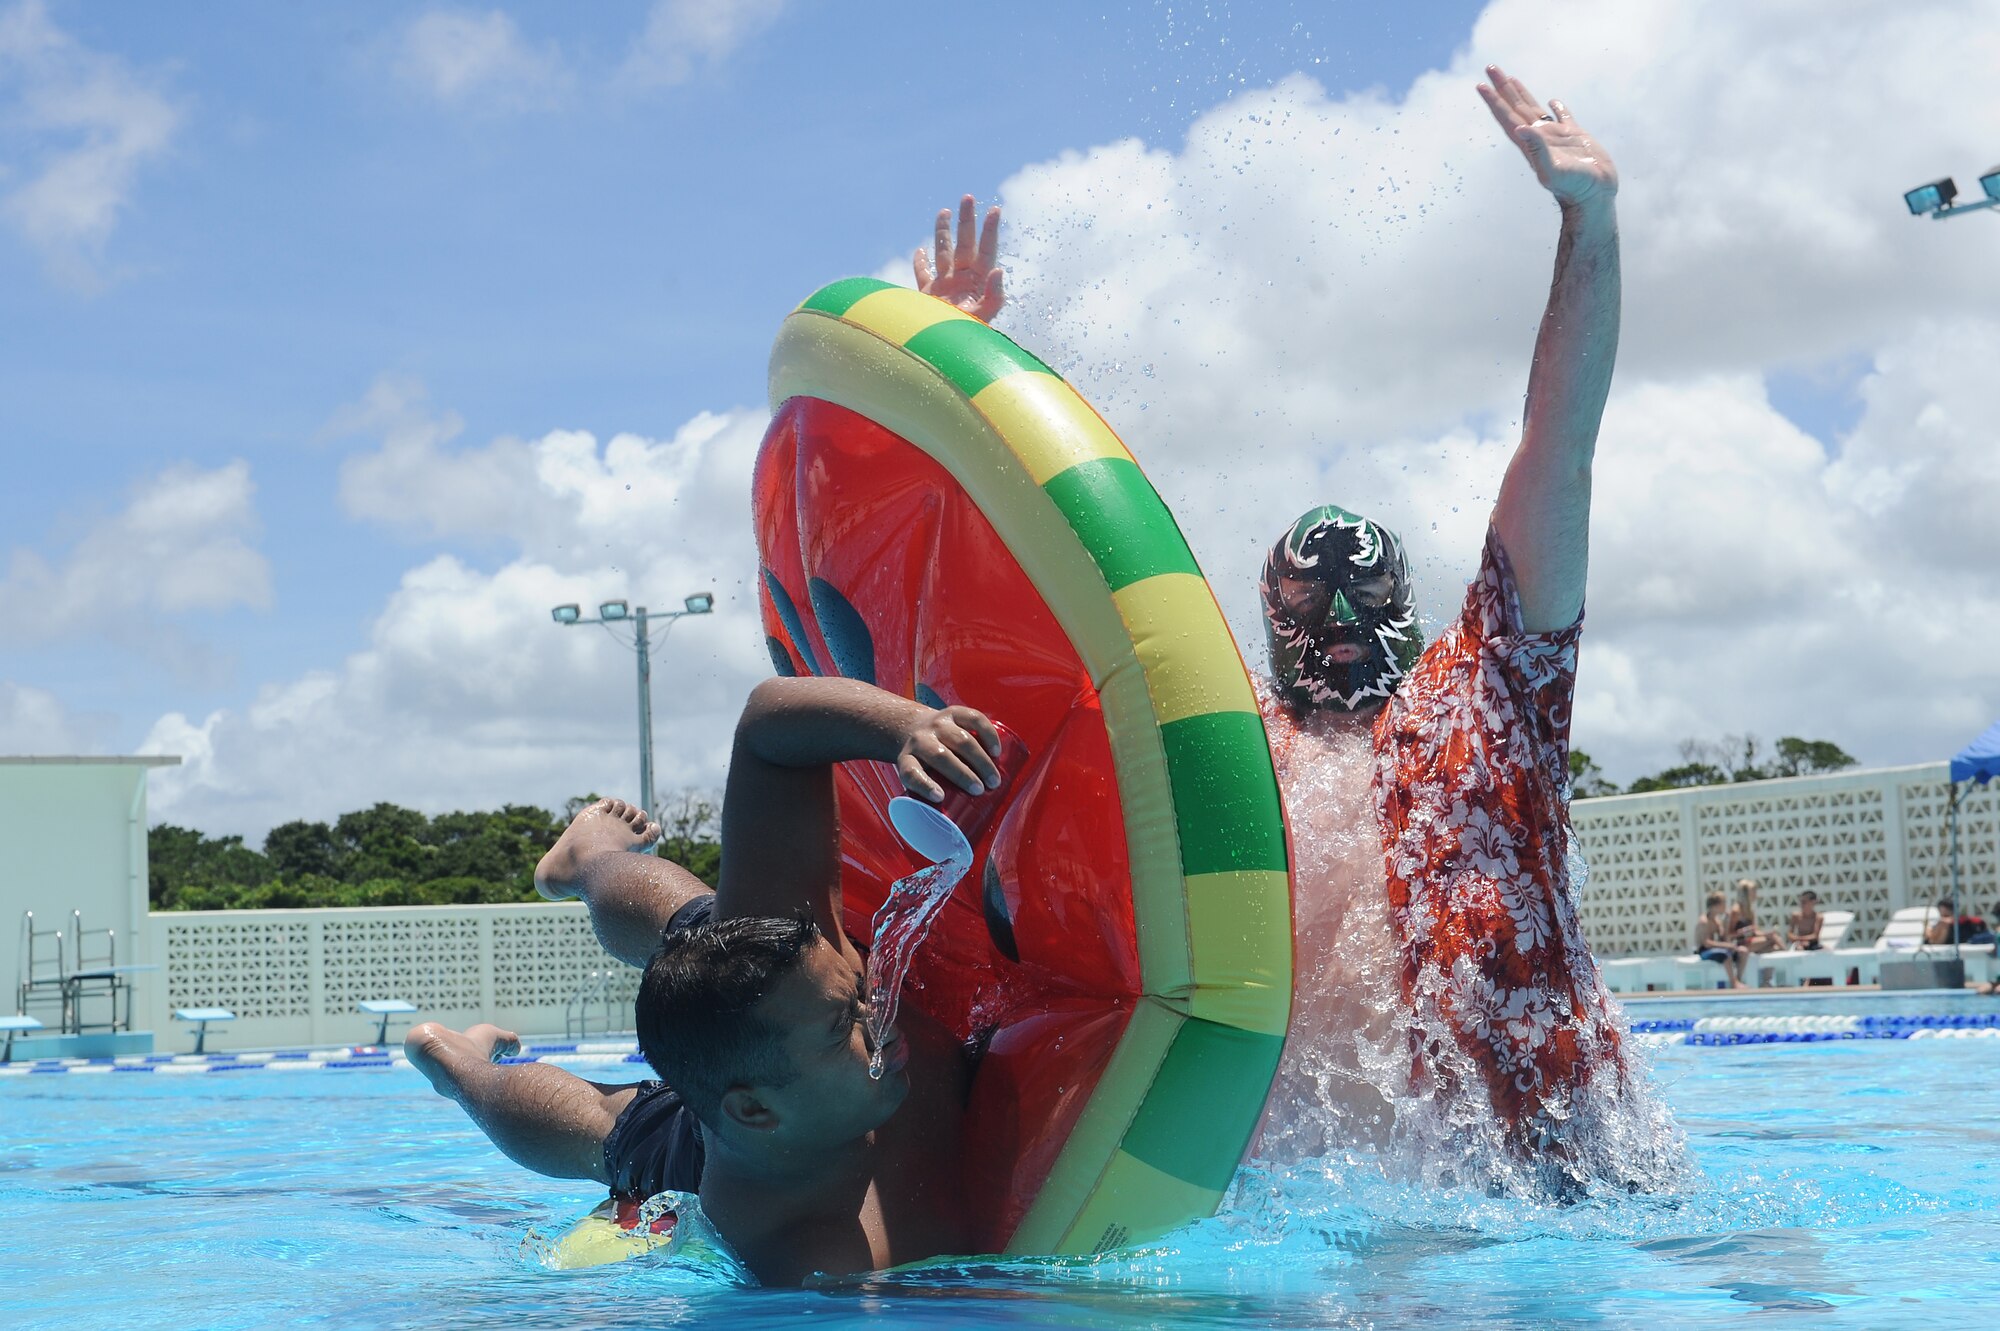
left=564, top=970, right=623, bottom=1040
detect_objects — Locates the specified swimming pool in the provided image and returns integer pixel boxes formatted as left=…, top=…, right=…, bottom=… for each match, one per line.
left=4, top=1014, right=1997, bottom=1329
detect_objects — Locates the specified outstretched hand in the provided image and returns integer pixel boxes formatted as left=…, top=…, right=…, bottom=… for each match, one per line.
left=1477, top=65, right=1617, bottom=210
left=895, top=704, right=1003, bottom=802
left=914, top=194, right=1005, bottom=321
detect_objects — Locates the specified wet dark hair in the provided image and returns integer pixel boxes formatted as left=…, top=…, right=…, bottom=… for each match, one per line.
left=636, top=912, right=821, bottom=1126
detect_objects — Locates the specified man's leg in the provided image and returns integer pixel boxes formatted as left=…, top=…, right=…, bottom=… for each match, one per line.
left=405, top=1021, right=634, bottom=1184
left=535, top=798, right=712, bottom=968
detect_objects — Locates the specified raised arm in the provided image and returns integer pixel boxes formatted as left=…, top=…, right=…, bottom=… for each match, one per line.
left=715, top=677, right=1001, bottom=937
left=914, top=194, right=1005, bottom=322
left=1480, top=66, right=1621, bottom=633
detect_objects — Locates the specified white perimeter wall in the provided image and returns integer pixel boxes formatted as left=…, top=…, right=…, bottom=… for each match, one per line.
left=145, top=904, right=641, bottom=1049
left=1572, top=761, right=2000, bottom=957
left=0, top=757, right=173, bottom=1017
left=98, top=759, right=2000, bottom=1050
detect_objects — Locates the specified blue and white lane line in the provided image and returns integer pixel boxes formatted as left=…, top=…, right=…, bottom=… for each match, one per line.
left=11, top=1015, right=2000, bottom=1075
left=1627, top=1011, right=2000, bottom=1047
left=0, top=1040, right=648, bottom=1077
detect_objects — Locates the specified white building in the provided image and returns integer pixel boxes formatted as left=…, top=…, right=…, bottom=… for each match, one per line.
left=0, top=755, right=179, bottom=1028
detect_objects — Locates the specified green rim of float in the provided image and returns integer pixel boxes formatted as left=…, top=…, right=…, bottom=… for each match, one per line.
left=773, top=278, right=1295, bottom=1255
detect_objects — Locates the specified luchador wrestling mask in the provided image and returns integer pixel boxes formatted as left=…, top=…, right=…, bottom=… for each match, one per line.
left=1260, top=505, right=1423, bottom=713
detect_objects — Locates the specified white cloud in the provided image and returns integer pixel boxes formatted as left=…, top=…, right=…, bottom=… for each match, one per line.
left=124, top=0, right=2000, bottom=834
left=989, top=0, right=2000, bottom=783
left=0, top=0, right=181, bottom=286
left=394, top=8, right=568, bottom=110
left=0, top=461, right=271, bottom=645
left=0, top=680, right=103, bottom=753
left=620, top=0, right=787, bottom=89
left=146, top=394, right=772, bottom=838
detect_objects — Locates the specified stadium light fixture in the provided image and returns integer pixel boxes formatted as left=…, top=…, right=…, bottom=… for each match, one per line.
left=1904, top=178, right=1957, bottom=216
left=1905, top=166, right=2000, bottom=220
left=547, top=590, right=715, bottom=827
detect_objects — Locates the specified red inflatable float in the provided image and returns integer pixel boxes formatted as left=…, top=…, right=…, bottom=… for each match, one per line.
left=753, top=278, right=1295, bottom=1255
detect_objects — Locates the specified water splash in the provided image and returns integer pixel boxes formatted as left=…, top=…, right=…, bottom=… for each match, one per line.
left=865, top=857, right=970, bottom=1079
left=1257, top=692, right=1688, bottom=1197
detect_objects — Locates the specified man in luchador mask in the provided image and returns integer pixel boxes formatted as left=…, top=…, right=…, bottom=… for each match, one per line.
left=919, top=68, right=1671, bottom=1192
left=1247, top=70, right=1668, bottom=1190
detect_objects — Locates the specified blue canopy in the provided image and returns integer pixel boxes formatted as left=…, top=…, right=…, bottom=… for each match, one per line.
left=1950, top=721, right=2000, bottom=785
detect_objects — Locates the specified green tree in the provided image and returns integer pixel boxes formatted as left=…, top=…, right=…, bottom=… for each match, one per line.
left=152, top=796, right=715, bottom=909
left=264, top=819, right=343, bottom=881
left=1768, top=736, right=1858, bottom=778
left=1568, top=751, right=1620, bottom=799
left=147, top=825, right=274, bottom=907
left=334, top=803, right=434, bottom=882
left=1622, top=733, right=1859, bottom=794
left=1626, top=762, right=1731, bottom=795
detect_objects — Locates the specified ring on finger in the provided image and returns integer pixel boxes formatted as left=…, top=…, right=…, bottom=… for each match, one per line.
left=1537, top=112, right=1556, bottom=122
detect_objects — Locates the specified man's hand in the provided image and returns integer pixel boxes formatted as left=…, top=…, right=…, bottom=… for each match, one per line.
left=1477, top=65, right=1617, bottom=211
left=914, top=194, right=1005, bottom=321
left=895, top=705, right=1002, bottom=802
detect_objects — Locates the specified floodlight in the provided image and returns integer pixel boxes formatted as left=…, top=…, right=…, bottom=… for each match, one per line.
left=551, top=604, right=581, bottom=624
left=684, top=592, right=715, bottom=614
left=1982, top=167, right=2000, bottom=203
left=1904, top=177, right=1957, bottom=215
left=598, top=600, right=630, bottom=621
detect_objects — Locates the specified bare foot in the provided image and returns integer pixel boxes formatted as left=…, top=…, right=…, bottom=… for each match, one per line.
left=534, top=798, right=660, bottom=900
left=466, top=1022, right=522, bottom=1061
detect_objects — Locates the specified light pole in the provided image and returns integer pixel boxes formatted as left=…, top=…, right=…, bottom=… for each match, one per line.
left=550, top=591, right=715, bottom=825
left=1904, top=166, right=2000, bottom=220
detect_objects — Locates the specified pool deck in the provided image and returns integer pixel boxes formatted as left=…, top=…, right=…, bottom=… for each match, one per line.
left=0, top=1036, right=648, bottom=1078
left=6, top=988, right=1998, bottom=1077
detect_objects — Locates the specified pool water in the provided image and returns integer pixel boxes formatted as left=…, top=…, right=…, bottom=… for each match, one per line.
left=4, top=1034, right=1998, bottom=1328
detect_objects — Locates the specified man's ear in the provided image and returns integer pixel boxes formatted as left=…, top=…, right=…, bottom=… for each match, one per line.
left=720, top=1086, right=778, bottom=1131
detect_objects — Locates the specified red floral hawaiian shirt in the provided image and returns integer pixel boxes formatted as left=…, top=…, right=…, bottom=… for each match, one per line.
left=1371, top=528, right=1624, bottom=1143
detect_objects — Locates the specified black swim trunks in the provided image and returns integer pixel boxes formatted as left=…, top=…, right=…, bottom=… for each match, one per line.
left=601, top=894, right=713, bottom=1199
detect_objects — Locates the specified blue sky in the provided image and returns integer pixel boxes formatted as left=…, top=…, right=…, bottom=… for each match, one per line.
left=5, top=0, right=1483, bottom=756
left=6, top=0, right=1997, bottom=837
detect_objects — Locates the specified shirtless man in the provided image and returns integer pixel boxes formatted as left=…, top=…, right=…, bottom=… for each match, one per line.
left=408, top=674, right=1005, bottom=1284
left=1694, top=892, right=1749, bottom=989
left=1787, top=890, right=1825, bottom=950
left=925, top=68, right=1666, bottom=1188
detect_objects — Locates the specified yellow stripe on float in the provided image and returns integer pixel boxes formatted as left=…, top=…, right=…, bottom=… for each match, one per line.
left=1058, top=1150, right=1224, bottom=1255
left=971, top=374, right=1133, bottom=486
left=1112, top=573, right=1260, bottom=727
left=840, top=286, right=973, bottom=348
left=1182, top=868, right=1294, bottom=1036
left=1006, top=996, right=1184, bottom=1254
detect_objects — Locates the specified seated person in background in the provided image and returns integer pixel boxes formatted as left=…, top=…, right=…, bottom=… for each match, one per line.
left=1924, top=897, right=1988, bottom=946
left=1727, top=878, right=1782, bottom=954
left=1787, top=890, right=1825, bottom=950
left=1695, top=892, right=1748, bottom=989
left=408, top=676, right=1007, bottom=1285
left=1967, top=901, right=1999, bottom=948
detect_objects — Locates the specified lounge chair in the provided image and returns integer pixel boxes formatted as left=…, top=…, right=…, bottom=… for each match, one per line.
left=1752, top=910, right=1855, bottom=986
left=1827, top=906, right=1939, bottom=987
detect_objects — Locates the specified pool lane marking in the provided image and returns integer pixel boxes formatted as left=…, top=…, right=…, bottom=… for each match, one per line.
left=0, top=1044, right=652, bottom=1076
